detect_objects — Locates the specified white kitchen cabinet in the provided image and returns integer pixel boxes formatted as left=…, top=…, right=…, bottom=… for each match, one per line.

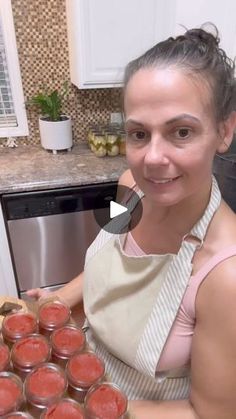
left=66, top=0, right=236, bottom=90
left=66, top=0, right=175, bottom=89
left=0, top=203, right=18, bottom=296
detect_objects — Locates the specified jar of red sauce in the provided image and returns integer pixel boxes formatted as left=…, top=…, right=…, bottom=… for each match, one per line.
left=51, top=325, right=85, bottom=367
left=2, top=311, right=37, bottom=346
left=25, top=362, right=67, bottom=416
left=11, top=334, right=51, bottom=379
left=0, top=371, right=24, bottom=416
left=84, top=382, right=128, bottom=419
left=0, top=339, right=10, bottom=371
left=66, top=350, right=105, bottom=403
left=40, top=398, right=85, bottom=419
left=38, top=299, right=71, bottom=337
left=5, top=412, right=34, bottom=418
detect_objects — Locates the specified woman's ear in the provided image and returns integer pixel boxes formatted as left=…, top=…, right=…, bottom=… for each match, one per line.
left=217, top=111, right=236, bottom=153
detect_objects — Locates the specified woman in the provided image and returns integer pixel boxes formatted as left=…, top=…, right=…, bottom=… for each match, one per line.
left=28, top=25, right=236, bottom=418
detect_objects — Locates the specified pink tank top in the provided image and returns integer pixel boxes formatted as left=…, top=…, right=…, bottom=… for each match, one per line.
left=124, top=232, right=236, bottom=372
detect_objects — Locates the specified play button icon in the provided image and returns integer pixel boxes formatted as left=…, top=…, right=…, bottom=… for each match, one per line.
left=93, top=184, right=143, bottom=234
left=110, top=201, right=128, bottom=219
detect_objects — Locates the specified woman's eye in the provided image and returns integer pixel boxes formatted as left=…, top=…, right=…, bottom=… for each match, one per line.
left=176, top=128, right=191, bottom=138
left=127, top=131, right=147, bottom=141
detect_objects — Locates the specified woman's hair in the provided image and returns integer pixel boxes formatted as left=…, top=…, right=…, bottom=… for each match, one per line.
left=123, top=23, right=236, bottom=121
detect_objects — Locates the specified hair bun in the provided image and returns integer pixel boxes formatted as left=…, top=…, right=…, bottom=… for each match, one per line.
left=185, top=24, right=220, bottom=48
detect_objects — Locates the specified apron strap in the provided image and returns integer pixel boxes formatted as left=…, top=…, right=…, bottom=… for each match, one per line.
left=134, top=176, right=221, bottom=377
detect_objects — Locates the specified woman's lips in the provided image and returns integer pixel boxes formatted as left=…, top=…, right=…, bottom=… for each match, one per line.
left=145, top=176, right=181, bottom=184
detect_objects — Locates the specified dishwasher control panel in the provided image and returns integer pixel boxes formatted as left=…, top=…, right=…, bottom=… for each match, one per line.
left=2, top=182, right=118, bottom=220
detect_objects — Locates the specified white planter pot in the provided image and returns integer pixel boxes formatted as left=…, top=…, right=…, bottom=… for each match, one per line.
left=39, top=116, right=73, bottom=153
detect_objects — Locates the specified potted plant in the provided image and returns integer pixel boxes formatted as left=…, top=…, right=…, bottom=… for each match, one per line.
left=27, top=82, right=73, bottom=154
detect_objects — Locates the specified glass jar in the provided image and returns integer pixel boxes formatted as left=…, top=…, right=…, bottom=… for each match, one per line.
left=11, top=334, right=51, bottom=379
left=0, top=371, right=24, bottom=416
left=118, top=130, right=126, bottom=155
left=40, top=397, right=85, bottom=419
left=2, top=311, right=37, bottom=346
left=91, top=132, right=107, bottom=157
left=0, top=339, right=10, bottom=371
left=51, top=325, right=86, bottom=367
left=84, top=382, right=128, bottom=419
left=4, top=412, right=34, bottom=419
left=106, top=132, right=119, bottom=156
left=25, top=362, right=67, bottom=416
left=66, top=350, right=105, bottom=403
left=38, top=298, right=71, bottom=337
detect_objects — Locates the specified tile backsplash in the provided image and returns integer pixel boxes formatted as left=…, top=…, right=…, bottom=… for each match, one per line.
left=6, top=0, right=122, bottom=146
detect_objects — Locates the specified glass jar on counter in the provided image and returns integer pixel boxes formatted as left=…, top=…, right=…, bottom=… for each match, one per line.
left=25, top=362, right=67, bottom=416
left=0, top=371, right=24, bottom=416
left=66, top=350, right=105, bottom=403
left=0, top=339, right=10, bottom=371
left=84, top=382, right=128, bottom=419
left=118, top=130, right=126, bottom=155
left=11, top=334, right=51, bottom=379
left=4, top=412, right=34, bottom=419
left=2, top=311, right=38, bottom=347
left=40, top=397, right=85, bottom=419
left=90, top=132, right=107, bottom=157
left=51, top=325, right=86, bottom=367
left=106, top=131, right=119, bottom=156
left=38, top=298, right=71, bottom=338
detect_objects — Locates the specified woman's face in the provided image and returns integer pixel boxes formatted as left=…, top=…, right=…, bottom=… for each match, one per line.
left=124, top=67, right=223, bottom=207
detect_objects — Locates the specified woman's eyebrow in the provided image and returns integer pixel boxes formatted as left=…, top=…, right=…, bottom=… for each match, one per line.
left=124, top=119, right=144, bottom=127
left=165, top=114, right=200, bottom=124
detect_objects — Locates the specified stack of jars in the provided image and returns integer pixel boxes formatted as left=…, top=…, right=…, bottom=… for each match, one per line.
left=0, top=298, right=128, bottom=418
left=87, top=124, right=126, bottom=157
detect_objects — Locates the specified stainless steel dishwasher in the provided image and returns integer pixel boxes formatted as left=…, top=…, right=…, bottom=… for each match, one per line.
left=1, top=182, right=117, bottom=298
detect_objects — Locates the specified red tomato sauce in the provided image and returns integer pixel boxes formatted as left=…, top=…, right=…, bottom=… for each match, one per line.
left=39, top=302, right=70, bottom=328
left=0, top=377, right=22, bottom=415
left=0, top=342, right=10, bottom=371
left=67, top=352, right=104, bottom=387
left=44, top=399, right=84, bottom=419
left=12, top=335, right=50, bottom=367
left=27, top=365, right=66, bottom=399
left=86, top=384, right=127, bottom=419
left=52, top=326, right=85, bottom=356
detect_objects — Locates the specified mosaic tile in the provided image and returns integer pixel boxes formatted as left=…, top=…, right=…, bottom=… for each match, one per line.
left=1, top=0, right=122, bottom=146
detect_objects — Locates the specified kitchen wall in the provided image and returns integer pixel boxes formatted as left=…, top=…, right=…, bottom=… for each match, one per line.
left=8, top=0, right=122, bottom=145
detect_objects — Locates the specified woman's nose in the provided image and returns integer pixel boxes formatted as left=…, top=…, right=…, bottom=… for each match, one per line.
left=144, top=138, right=170, bottom=166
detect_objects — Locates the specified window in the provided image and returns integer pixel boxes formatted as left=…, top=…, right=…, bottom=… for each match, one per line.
left=0, top=0, right=28, bottom=137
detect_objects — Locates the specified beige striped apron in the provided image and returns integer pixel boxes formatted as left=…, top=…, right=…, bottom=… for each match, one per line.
left=83, top=177, right=221, bottom=400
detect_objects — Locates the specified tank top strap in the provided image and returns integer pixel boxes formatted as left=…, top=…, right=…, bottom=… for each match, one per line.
left=190, top=245, right=236, bottom=292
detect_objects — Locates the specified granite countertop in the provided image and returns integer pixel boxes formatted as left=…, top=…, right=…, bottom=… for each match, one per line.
left=0, top=144, right=128, bottom=194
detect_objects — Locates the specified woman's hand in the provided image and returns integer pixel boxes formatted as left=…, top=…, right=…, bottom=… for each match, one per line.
left=26, top=287, right=52, bottom=301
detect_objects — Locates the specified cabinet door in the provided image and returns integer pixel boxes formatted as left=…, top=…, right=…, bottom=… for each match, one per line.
left=66, top=0, right=175, bottom=89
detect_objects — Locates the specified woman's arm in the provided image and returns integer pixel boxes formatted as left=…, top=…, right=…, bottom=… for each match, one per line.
left=130, top=256, right=236, bottom=419
left=129, top=400, right=198, bottom=419
left=26, top=271, right=84, bottom=308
